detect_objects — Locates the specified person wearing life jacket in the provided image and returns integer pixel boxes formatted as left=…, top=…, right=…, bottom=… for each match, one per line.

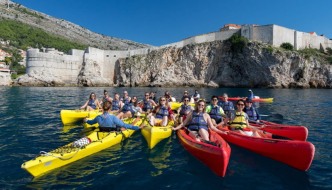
left=84, top=101, right=142, bottom=132
left=206, top=96, right=226, bottom=126
left=228, top=99, right=262, bottom=137
left=80, top=92, right=102, bottom=111
left=177, top=97, right=194, bottom=124
left=110, top=93, right=123, bottom=113
left=100, top=89, right=112, bottom=106
left=149, top=91, right=157, bottom=102
left=248, top=89, right=254, bottom=100
left=192, top=90, right=200, bottom=102
left=173, top=100, right=227, bottom=142
left=117, top=96, right=141, bottom=119
left=164, top=91, right=175, bottom=102
left=243, top=98, right=261, bottom=123
left=121, top=90, right=131, bottom=105
left=218, top=93, right=235, bottom=120
left=139, top=92, right=157, bottom=113
left=145, top=97, right=175, bottom=127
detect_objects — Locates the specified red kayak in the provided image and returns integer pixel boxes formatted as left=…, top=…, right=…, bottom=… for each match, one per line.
left=250, top=120, right=308, bottom=141
left=217, top=127, right=315, bottom=171
left=177, top=129, right=231, bottom=177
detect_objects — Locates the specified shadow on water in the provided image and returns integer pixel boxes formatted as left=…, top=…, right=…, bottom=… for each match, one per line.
left=146, top=137, right=172, bottom=176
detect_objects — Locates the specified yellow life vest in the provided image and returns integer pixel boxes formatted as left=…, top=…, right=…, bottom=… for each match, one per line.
left=230, top=111, right=247, bottom=130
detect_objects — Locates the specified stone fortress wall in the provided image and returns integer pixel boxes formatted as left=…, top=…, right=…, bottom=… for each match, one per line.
left=25, top=24, right=332, bottom=85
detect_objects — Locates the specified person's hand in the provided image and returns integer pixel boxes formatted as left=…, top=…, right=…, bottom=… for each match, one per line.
left=83, top=118, right=87, bottom=123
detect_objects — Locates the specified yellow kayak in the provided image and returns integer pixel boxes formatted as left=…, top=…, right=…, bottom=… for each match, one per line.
left=21, top=118, right=139, bottom=177
left=169, top=102, right=195, bottom=110
left=60, top=109, right=102, bottom=125
left=141, top=120, right=174, bottom=149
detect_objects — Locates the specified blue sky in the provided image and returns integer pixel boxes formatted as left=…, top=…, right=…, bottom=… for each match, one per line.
left=12, top=0, right=332, bottom=46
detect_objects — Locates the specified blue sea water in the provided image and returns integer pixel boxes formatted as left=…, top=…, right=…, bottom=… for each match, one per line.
left=0, top=87, right=331, bottom=189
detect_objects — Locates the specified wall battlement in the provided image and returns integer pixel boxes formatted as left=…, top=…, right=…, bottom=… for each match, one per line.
left=25, top=24, right=332, bottom=86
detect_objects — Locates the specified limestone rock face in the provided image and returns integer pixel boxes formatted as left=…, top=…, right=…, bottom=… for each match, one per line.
left=16, top=70, right=65, bottom=86
left=115, top=41, right=332, bottom=88
left=77, top=59, right=111, bottom=87
left=0, top=72, right=12, bottom=86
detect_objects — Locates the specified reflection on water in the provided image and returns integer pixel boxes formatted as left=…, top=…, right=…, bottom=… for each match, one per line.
left=147, top=138, right=172, bottom=176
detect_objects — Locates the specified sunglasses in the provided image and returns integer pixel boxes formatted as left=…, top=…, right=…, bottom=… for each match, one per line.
left=184, top=99, right=189, bottom=102
left=212, top=99, right=218, bottom=101
left=237, top=104, right=244, bottom=106
left=161, top=99, right=166, bottom=102
left=198, top=104, right=205, bottom=107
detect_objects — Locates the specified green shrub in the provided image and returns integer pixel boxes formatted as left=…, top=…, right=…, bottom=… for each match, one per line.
left=298, top=48, right=320, bottom=58
left=326, top=47, right=332, bottom=55
left=0, top=19, right=87, bottom=52
left=280, top=42, right=293, bottom=50
left=328, top=56, right=332, bottom=64
left=228, top=34, right=248, bottom=53
left=264, top=46, right=274, bottom=54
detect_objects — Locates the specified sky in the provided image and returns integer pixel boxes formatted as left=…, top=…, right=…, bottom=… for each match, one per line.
left=11, top=0, right=332, bottom=46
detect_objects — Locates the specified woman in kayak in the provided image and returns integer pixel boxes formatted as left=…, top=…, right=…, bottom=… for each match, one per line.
left=117, top=96, right=141, bottom=119
left=146, top=97, right=175, bottom=127
left=177, top=96, right=194, bottom=124
left=84, top=101, right=141, bottom=131
left=139, top=92, right=157, bottom=113
left=173, top=100, right=227, bottom=142
left=80, top=92, right=102, bottom=111
left=228, top=99, right=263, bottom=137
left=110, top=93, right=123, bottom=114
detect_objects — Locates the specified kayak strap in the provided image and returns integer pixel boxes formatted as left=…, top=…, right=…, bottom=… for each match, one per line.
left=39, top=149, right=80, bottom=161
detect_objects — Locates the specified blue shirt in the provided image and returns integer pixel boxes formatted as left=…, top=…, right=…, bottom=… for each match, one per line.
left=87, top=113, right=139, bottom=130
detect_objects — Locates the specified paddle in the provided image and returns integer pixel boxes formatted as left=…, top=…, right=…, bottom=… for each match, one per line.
left=260, top=114, right=284, bottom=120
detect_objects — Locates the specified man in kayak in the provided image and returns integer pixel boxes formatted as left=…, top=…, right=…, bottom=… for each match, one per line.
left=192, top=90, right=200, bottom=102
left=177, top=97, right=194, bottom=124
left=117, top=96, right=141, bottom=119
left=139, top=92, right=157, bottom=113
left=243, top=98, right=261, bottom=123
left=218, top=93, right=235, bottom=120
left=206, top=96, right=226, bottom=127
left=84, top=101, right=141, bottom=131
left=228, top=99, right=263, bottom=137
left=173, top=100, right=227, bottom=142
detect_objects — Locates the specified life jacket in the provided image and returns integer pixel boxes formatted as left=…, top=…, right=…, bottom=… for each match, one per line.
left=88, top=99, right=97, bottom=109
left=102, top=96, right=109, bottom=104
left=219, top=101, right=234, bottom=112
left=111, top=100, right=120, bottom=111
left=244, top=107, right=259, bottom=121
left=187, top=111, right=208, bottom=131
left=142, top=99, right=153, bottom=111
left=122, top=102, right=135, bottom=115
left=179, top=104, right=191, bottom=116
left=230, top=111, right=248, bottom=130
left=209, top=105, right=223, bottom=123
left=155, top=106, right=169, bottom=119
left=122, top=97, right=130, bottom=104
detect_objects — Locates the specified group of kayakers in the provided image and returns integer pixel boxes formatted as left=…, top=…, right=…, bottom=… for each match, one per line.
left=82, top=89, right=264, bottom=141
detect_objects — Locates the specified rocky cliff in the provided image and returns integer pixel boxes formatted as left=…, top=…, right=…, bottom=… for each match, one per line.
left=0, top=1, right=150, bottom=50
left=115, top=41, right=332, bottom=88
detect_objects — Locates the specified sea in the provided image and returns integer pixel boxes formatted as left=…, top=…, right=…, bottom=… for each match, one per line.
left=0, top=87, right=331, bottom=190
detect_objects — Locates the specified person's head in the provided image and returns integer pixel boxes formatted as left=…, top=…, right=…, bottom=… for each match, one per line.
left=123, top=91, right=128, bottom=97
left=245, top=98, right=253, bottom=107
left=144, top=92, right=150, bottom=99
left=104, top=89, right=108, bottom=96
left=159, top=97, right=167, bottom=105
left=164, top=91, right=170, bottom=97
left=103, top=101, right=112, bottom=111
left=222, top=93, right=229, bottom=101
left=236, top=99, right=245, bottom=111
left=131, top=96, right=137, bottom=102
left=89, top=92, right=96, bottom=100
left=211, top=95, right=219, bottom=105
left=150, top=92, right=156, bottom=97
left=195, top=99, right=206, bottom=112
left=183, top=97, right=190, bottom=104
left=114, top=93, right=120, bottom=100
left=183, top=90, right=189, bottom=96
left=195, top=90, right=198, bottom=93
